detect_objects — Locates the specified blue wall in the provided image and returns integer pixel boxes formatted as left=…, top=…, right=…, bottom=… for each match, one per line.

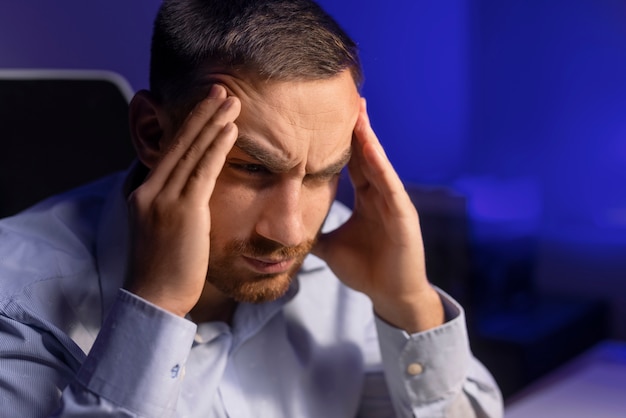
left=0, top=0, right=470, bottom=183
left=319, top=0, right=470, bottom=184
left=468, top=0, right=626, bottom=339
left=470, top=0, right=626, bottom=231
left=0, top=1, right=158, bottom=90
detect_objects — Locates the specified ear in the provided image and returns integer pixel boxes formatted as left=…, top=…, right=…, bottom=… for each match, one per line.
left=129, top=90, right=168, bottom=169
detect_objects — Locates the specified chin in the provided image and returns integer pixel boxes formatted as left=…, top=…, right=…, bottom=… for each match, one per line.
left=221, top=273, right=294, bottom=304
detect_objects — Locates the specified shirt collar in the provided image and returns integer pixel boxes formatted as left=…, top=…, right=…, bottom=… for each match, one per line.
left=299, top=252, right=327, bottom=272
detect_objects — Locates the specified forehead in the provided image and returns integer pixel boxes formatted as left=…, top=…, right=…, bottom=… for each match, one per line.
left=207, top=71, right=361, bottom=169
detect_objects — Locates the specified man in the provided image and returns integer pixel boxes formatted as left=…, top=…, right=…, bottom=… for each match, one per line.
left=0, top=0, right=502, bottom=416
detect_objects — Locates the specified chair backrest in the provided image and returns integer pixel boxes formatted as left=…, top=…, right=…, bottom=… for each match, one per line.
left=404, top=184, right=471, bottom=307
left=0, top=69, right=136, bottom=218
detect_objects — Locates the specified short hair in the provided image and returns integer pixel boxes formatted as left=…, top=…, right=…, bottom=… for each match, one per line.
left=149, top=0, right=362, bottom=111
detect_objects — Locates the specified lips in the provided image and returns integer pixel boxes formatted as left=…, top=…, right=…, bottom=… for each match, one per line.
left=242, top=255, right=295, bottom=274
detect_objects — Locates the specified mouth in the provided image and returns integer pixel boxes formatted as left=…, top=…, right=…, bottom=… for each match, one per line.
left=241, top=255, right=296, bottom=275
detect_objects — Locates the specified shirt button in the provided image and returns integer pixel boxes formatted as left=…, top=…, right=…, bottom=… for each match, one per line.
left=407, top=362, right=424, bottom=376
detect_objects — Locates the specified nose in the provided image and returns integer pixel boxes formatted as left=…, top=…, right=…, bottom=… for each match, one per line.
left=254, top=181, right=306, bottom=248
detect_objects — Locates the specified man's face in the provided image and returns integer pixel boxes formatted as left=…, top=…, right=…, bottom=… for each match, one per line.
left=203, top=70, right=360, bottom=303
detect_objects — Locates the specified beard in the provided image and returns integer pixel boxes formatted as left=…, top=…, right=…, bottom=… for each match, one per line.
left=206, top=234, right=315, bottom=304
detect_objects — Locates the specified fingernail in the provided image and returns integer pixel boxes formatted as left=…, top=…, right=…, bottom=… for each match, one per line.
left=208, top=84, right=222, bottom=98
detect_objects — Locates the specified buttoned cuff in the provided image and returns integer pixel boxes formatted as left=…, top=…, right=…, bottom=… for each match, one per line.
left=76, top=289, right=197, bottom=417
left=375, top=288, right=471, bottom=411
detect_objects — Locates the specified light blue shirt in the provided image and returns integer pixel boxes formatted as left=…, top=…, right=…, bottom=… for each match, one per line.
left=0, top=168, right=502, bottom=417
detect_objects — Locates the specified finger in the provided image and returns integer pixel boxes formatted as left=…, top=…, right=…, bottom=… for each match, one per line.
left=346, top=99, right=371, bottom=192
left=352, top=99, right=411, bottom=215
left=181, top=121, right=238, bottom=203
left=144, top=84, right=229, bottom=190
left=349, top=98, right=390, bottom=194
left=347, top=135, right=367, bottom=191
left=162, top=95, right=241, bottom=198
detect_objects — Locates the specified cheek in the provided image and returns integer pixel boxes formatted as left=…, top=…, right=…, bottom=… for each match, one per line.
left=209, top=177, right=259, bottom=238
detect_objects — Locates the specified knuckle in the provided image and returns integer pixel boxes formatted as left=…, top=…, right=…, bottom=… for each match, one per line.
left=186, top=165, right=215, bottom=190
left=150, top=194, right=184, bottom=223
left=212, top=97, right=240, bottom=122
left=190, top=100, right=214, bottom=120
left=179, top=140, right=204, bottom=162
left=128, top=186, right=150, bottom=210
left=165, top=138, right=185, bottom=155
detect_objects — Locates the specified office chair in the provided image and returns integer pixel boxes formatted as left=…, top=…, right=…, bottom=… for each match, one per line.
left=0, top=69, right=136, bottom=218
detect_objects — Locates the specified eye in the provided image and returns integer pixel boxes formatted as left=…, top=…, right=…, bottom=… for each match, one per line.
left=229, top=162, right=270, bottom=176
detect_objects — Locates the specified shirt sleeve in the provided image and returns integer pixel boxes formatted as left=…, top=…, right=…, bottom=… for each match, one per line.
left=371, top=289, right=503, bottom=418
left=59, top=289, right=197, bottom=417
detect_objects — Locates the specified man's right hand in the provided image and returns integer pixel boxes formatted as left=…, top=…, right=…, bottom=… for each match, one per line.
left=125, top=84, right=241, bottom=317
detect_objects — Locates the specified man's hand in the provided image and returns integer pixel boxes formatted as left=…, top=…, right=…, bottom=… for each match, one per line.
left=125, top=85, right=241, bottom=317
left=313, top=99, right=444, bottom=333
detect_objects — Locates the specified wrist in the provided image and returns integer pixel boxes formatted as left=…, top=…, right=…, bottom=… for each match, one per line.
left=124, top=283, right=195, bottom=318
left=372, top=285, right=444, bottom=334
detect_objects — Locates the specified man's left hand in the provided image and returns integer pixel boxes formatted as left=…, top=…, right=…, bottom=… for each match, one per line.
left=313, top=98, right=444, bottom=333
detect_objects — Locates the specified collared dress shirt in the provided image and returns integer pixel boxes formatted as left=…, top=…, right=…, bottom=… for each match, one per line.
left=0, top=168, right=503, bottom=417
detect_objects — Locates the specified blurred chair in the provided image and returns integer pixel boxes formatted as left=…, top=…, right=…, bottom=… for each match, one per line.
left=406, top=184, right=471, bottom=307
left=0, top=69, right=136, bottom=218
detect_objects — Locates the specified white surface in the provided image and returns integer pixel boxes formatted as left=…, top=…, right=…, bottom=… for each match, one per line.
left=505, top=342, right=626, bottom=418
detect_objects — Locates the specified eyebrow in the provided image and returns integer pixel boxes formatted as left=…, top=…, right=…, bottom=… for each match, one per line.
left=234, top=134, right=352, bottom=178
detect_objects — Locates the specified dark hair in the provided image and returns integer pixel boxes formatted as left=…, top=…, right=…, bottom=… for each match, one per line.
left=149, top=0, right=362, bottom=110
